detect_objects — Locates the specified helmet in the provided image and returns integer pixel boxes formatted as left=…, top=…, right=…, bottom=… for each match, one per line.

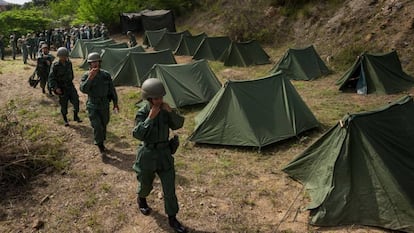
left=141, top=78, right=166, bottom=99
left=27, top=33, right=31, bottom=37
left=56, top=47, right=69, bottom=57
left=41, top=44, right=48, bottom=49
left=127, top=31, right=132, bottom=35
left=87, top=52, right=101, bottom=62
left=10, top=35, right=14, bottom=39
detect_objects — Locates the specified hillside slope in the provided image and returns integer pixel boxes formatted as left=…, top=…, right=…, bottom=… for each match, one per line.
left=179, top=0, right=414, bottom=71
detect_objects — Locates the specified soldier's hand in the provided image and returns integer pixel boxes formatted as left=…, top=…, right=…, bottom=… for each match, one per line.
left=54, top=88, right=63, bottom=95
left=161, top=102, right=172, bottom=112
left=148, top=105, right=161, bottom=119
left=88, top=67, right=99, bottom=80
left=113, top=105, right=119, bottom=114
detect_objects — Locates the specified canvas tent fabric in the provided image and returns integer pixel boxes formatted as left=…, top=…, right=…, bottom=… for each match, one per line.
left=270, top=45, right=329, bottom=80
left=188, top=71, right=319, bottom=148
left=100, top=46, right=145, bottom=72
left=111, top=49, right=177, bottom=87
left=175, top=33, right=208, bottom=56
left=83, top=39, right=115, bottom=59
left=154, top=30, right=192, bottom=51
left=79, top=42, right=129, bottom=70
left=120, top=13, right=143, bottom=34
left=222, top=40, right=271, bottom=67
left=193, top=36, right=232, bottom=61
left=283, top=95, right=414, bottom=232
left=143, top=28, right=168, bottom=47
left=70, top=38, right=102, bottom=58
left=145, top=60, right=221, bottom=108
left=141, top=10, right=176, bottom=32
left=336, top=51, right=414, bottom=94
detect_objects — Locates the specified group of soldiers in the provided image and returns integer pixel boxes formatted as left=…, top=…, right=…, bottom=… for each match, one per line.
left=2, top=26, right=188, bottom=233
left=0, top=23, right=109, bottom=63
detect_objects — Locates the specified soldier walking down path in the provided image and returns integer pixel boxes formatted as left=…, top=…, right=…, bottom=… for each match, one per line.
left=48, top=47, right=82, bottom=126
left=80, top=52, right=119, bottom=154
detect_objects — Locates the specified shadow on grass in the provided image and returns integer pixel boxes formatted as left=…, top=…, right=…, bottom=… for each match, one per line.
left=150, top=210, right=215, bottom=233
left=101, top=148, right=135, bottom=172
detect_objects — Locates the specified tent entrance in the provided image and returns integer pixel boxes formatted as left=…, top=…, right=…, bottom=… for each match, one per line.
left=341, top=65, right=367, bottom=94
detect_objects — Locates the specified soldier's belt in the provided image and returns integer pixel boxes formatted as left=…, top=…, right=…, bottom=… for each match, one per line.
left=89, top=96, right=108, bottom=102
left=143, top=141, right=169, bottom=149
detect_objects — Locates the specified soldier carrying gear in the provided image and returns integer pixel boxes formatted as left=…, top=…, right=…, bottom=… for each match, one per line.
left=132, top=78, right=187, bottom=233
left=80, top=52, right=119, bottom=154
left=49, top=47, right=82, bottom=126
left=36, top=43, right=55, bottom=95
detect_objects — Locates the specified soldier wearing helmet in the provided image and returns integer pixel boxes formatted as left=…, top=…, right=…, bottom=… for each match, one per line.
left=48, top=47, right=82, bottom=126
left=36, top=43, right=55, bottom=95
left=80, top=52, right=119, bottom=154
left=132, top=78, right=187, bottom=233
left=127, top=31, right=137, bottom=47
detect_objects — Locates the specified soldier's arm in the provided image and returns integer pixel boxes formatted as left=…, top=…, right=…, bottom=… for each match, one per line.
left=132, top=106, right=153, bottom=141
left=167, top=110, right=185, bottom=130
left=79, top=72, right=91, bottom=94
left=108, top=75, right=118, bottom=106
left=48, top=63, right=57, bottom=90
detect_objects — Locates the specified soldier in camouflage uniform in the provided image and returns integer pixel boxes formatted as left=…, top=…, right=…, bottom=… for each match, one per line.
left=26, top=33, right=36, bottom=60
left=18, top=36, right=28, bottom=64
left=80, top=52, right=119, bottom=154
left=36, top=44, right=55, bottom=95
left=48, top=47, right=82, bottom=126
left=132, top=78, right=187, bottom=233
left=9, top=35, right=16, bottom=60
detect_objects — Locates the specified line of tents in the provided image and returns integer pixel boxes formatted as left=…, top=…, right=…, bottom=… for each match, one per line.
left=68, top=31, right=414, bottom=232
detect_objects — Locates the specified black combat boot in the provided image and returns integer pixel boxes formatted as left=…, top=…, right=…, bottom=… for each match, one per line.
left=168, top=216, right=187, bottom=233
left=63, top=114, right=69, bottom=127
left=97, top=143, right=106, bottom=154
left=137, top=197, right=152, bottom=216
left=74, top=112, right=82, bottom=123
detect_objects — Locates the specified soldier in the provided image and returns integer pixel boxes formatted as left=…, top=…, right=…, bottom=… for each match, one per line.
left=18, top=35, right=29, bottom=64
left=127, top=31, right=137, bottom=47
left=0, top=35, right=4, bottom=60
left=93, top=24, right=101, bottom=38
left=132, top=78, right=187, bottom=233
left=9, top=35, right=16, bottom=60
left=48, top=47, right=82, bottom=126
left=64, top=31, right=71, bottom=51
left=101, top=26, right=109, bottom=40
left=26, top=33, right=36, bottom=60
left=36, top=44, right=55, bottom=95
left=37, top=32, right=46, bottom=49
left=80, top=52, right=119, bottom=154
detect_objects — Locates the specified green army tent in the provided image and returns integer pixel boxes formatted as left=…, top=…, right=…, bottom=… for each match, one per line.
left=283, top=95, right=414, bottom=232
left=175, top=33, right=207, bottom=56
left=111, top=49, right=176, bottom=87
left=79, top=42, right=129, bottom=70
left=336, top=51, right=414, bottom=94
left=154, top=30, right=192, bottom=51
left=82, top=39, right=115, bottom=59
left=146, top=60, right=221, bottom=108
left=141, top=9, right=176, bottom=32
left=100, top=46, right=145, bottom=72
left=70, top=38, right=102, bottom=58
left=222, top=40, right=271, bottom=67
left=193, top=36, right=232, bottom=61
left=188, top=71, right=319, bottom=148
left=143, top=28, right=168, bottom=47
left=270, top=45, right=329, bottom=80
